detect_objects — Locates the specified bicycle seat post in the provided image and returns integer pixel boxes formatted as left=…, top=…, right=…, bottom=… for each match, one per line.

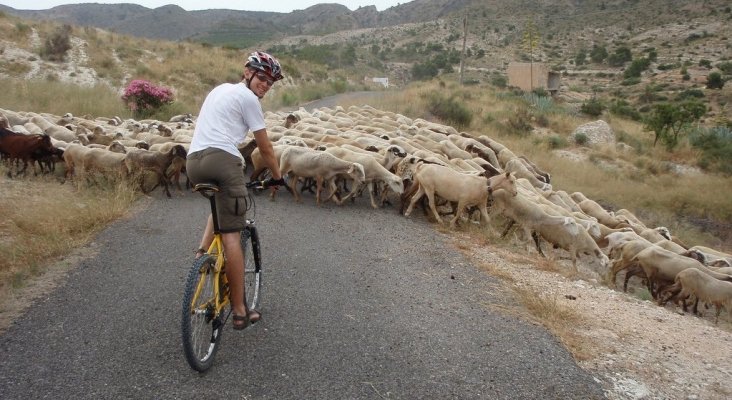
left=193, top=183, right=221, bottom=234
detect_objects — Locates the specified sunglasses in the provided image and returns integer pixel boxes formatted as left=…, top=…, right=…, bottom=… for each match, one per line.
left=255, top=72, right=275, bottom=86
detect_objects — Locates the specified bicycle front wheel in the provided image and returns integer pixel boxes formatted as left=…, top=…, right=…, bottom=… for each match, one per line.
left=181, top=254, right=223, bottom=372
left=242, top=225, right=263, bottom=311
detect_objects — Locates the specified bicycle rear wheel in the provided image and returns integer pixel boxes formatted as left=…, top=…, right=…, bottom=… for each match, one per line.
left=181, top=254, right=223, bottom=372
left=241, top=225, right=263, bottom=311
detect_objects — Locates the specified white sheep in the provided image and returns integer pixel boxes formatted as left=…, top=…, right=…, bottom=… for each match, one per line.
left=631, top=245, right=732, bottom=299
left=491, top=188, right=609, bottom=272
left=404, top=161, right=517, bottom=228
left=279, top=146, right=365, bottom=205
left=324, top=146, right=404, bottom=208
left=659, top=268, right=732, bottom=323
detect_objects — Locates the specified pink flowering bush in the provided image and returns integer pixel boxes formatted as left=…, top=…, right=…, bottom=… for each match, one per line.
left=121, top=79, right=174, bottom=116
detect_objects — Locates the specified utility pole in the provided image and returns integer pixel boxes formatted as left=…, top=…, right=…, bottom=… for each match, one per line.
left=459, top=13, right=467, bottom=85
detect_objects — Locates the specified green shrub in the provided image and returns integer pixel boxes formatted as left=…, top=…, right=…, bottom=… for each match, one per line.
left=609, top=99, right=642, bottom=121
left=532, top=87, right=548, bottom=98
left=411, top=61, right=439, bottom=80
left=524, top=93, right=554, bottom=114
left=717, top=61, right=732, bottom=75
left=490, top=74, right=507, bottom=88
left=624, top=57, right=651, bottom=78
left=330, top=79, right=348, bottom=94
left=574, top=132, right=589, bottom=145
left=426, top=93, right=473, bottom=127
left=547, top=135, right=567, bottom=149
left=580, top=97, right=604, bottom=116
left=688, top=126, right=732, bottom=175
left=280, top=91, right=298, bottom=107
left=506, top=105, right=533, bottom=134
left=707, top=72, right=725, bottom=89
left=39, top=24, right=72, bottom=62
left=677, top=89, right=705, bottom=101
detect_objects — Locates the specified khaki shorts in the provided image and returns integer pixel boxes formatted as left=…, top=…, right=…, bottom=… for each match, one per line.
left=187, top=148, right=248, bottom=233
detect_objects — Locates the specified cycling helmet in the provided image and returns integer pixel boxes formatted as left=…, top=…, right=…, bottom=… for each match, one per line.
left=245, top=51, right=284, bottom=81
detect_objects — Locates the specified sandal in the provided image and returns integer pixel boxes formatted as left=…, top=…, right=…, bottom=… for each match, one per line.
left=232, top=309, right=261, bottom=330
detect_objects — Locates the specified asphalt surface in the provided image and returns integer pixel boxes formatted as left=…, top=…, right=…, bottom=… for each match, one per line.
left=0, top=185, right=606, bottom=399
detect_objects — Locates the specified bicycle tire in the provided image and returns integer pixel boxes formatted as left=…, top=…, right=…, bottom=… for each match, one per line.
left=241, top=225, right=263, bottom=311
left=181, top=254, right=223, bottom=372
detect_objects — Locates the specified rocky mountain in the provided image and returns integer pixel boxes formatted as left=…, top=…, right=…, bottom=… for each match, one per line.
left=4, top=0, right=729, bottom=48
left=1, top=0, right=729, bottom=123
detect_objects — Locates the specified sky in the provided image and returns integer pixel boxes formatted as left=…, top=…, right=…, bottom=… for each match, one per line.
left=0, top=1, right=405, bottom=13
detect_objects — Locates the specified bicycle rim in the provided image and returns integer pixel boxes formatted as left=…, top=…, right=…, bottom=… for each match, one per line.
left=242, top=226, right=262, bottom=311
left=181, top=255, right=223, bottom=372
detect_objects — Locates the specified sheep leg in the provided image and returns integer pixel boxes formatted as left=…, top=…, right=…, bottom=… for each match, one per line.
left=501, top=220, right=515, bottom=238
left=425, top=189, right=443, bottom=224
left=399, top=179, right=415, bottom=214
left=404, top=184, right=425, bottom=217
left=323, top=177, right=340, bottom=205
left=339, top=179, right=360, bottom=204
left=378, top=182, right=390, bottom=207
left=368, top=182, right=379, bottom=209
left=315, top=176, right=325, bottom=205
left=657, top=282, right=680, bottom=306
left=531, top=231, right=546, bottom=257
left=156, top=171, right=171, bottom=198
left=623, top=264, right=645, bottom=293
left=449, top=201, right=466, bottom=228
left=287, top=174, right=301, bottom=202
left=478, top=203, right=491, bottom=226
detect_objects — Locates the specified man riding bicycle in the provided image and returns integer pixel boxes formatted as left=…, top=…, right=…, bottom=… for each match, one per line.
left=186, top=51, right=286, bottom=330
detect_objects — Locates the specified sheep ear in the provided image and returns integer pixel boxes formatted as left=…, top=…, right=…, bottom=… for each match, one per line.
left=505, top=171, right=510, bottom=178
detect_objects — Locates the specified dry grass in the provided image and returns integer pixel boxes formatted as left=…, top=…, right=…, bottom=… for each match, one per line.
left=0, top=173, right=138, bottom=297
left=478, top=256, right=593, bottom=361
left=1, top=78, right=130, bottom=118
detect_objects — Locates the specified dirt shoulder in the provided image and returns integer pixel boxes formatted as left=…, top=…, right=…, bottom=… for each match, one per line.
left=453, top=231, right=732, bottom=400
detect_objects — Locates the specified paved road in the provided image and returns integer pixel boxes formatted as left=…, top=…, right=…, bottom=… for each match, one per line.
left=0, top=187, right=605, bottom=399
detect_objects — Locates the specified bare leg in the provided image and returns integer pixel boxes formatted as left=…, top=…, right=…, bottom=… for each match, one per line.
left=221, top=231, right=247, bottom=318
left=195, top=214, right=215, bottom=258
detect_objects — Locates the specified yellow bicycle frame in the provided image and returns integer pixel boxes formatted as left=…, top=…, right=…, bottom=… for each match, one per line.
left=189, top=234, right=230, bottom=317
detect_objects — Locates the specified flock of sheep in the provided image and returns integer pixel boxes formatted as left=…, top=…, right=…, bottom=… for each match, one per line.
left=1, top=104, right=732, bottom=323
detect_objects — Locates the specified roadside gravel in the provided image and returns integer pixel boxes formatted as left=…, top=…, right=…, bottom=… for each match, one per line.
left=453, top=231, right=732, bottom=400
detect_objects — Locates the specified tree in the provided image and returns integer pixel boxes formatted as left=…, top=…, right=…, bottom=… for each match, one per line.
left=574, top=48, right=587, bottom=66
left=590, top=44, right=608, bottom=63
left=624, top=57, right=651, bottom=78
left=706, top=72, right=725, bottom=89
left=644, top=101, right=706, bottom=149
left=607, top=46, right=632, bottom=67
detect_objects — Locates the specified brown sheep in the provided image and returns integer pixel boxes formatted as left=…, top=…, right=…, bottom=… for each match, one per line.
left=123, top=144, right=187, bottom=198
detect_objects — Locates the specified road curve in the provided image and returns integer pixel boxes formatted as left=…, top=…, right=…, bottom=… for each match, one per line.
left=0, top=187, right=604, bottom=399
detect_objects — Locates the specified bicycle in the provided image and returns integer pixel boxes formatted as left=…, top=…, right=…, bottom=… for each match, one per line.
left=181, top=178, right=275, bottom=372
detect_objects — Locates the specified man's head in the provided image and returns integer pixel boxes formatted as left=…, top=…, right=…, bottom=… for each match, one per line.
left=243, top=51, right=284, bottom=98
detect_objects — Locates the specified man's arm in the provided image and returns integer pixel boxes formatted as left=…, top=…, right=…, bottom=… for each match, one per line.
left=252, top=128, right=283, bottom=180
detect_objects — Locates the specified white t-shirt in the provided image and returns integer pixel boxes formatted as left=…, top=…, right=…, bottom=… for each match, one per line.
left=188, top=82, right=265, bottom=159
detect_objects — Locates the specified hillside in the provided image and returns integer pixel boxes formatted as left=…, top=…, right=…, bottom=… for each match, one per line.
left=1, top=0, right=730, bottom=124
